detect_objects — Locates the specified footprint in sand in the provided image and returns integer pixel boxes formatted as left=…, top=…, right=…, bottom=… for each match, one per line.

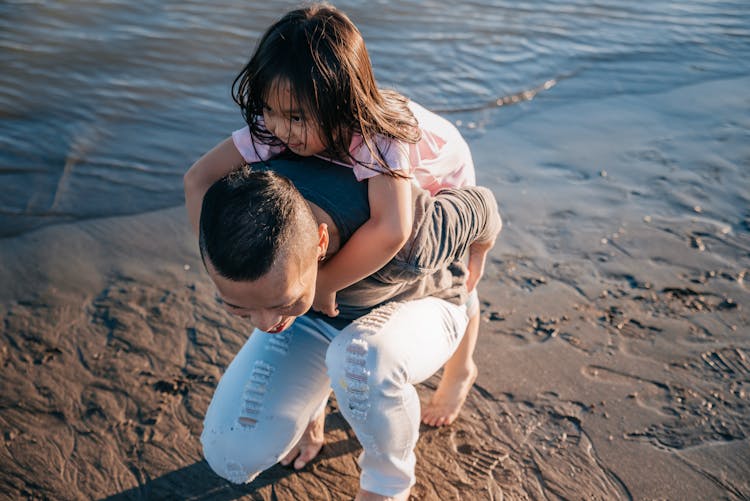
left=455, top=442, right=509, bottom=481
left=413, top=379, right=630, bottom=500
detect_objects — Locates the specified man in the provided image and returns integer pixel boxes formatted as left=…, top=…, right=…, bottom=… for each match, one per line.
left=190, top=156, right=500, bottom=500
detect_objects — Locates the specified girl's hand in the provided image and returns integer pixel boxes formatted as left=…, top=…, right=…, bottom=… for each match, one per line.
left=313, top=289, right=339, bottom=317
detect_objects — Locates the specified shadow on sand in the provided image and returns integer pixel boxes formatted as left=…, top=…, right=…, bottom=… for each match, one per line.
left=101, top=412, right=359, bottom=501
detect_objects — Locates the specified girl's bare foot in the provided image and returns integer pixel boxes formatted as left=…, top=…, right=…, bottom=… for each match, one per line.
left=280, top=409, right=325, bottom=470
left=421, top=361, right=478, bottom=427
left=355, top=488, right=411, bottom=500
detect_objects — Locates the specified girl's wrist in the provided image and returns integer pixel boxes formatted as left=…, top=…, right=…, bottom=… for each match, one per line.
left=315, top=267, right=334, bottom=294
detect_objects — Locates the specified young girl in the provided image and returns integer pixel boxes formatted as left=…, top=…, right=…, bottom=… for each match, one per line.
left=185, top=2, right=483, bottom=437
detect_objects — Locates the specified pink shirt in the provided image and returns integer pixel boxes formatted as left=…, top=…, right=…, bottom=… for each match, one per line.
left=232, top=101, right=475, bottom=195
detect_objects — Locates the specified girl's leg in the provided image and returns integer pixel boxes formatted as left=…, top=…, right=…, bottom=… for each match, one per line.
left=422, top=289, right=481, bottom=426
left=326, top=298, right=468, bottom=498
left=201, top=316, right=334, bottom=484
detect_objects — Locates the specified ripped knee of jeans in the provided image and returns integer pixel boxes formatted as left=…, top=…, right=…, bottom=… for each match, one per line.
left=200, top=360, right=277, bottom=484
left=200, top=425, right=266, bottom=484
left=238, top=360, right=274, bottom=430
left=341, top=338, right=371, bottom=422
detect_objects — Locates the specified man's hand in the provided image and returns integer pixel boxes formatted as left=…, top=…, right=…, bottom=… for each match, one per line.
left=313, top=289, right=339, bottom=317
left=466, top=238, right=495, bottom=293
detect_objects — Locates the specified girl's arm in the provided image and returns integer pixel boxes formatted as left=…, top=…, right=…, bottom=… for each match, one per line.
left=313, top=174, right=413, bottom=316
left=184, top=137, right=246, bottom=235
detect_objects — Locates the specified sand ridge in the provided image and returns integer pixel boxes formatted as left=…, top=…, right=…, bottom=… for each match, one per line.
left=2, top=76, right=749, bottom=499
left=1, top=204, right=747, bottom=499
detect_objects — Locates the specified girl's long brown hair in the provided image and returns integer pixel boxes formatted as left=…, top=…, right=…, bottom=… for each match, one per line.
left=232, top=3, right=420, bottom=176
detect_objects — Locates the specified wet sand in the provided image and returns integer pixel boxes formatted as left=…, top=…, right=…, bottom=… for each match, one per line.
left=1, top=76, right=748, bottom=499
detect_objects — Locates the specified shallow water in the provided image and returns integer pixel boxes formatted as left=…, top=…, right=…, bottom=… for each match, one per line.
left=1, top=0, right=749, bottom=237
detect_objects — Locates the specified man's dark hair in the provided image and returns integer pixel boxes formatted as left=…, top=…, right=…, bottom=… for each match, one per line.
left=199, top=167, right=316, bottom=281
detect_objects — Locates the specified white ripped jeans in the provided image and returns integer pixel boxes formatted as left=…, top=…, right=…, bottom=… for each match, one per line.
left=200, top=297, right=469, bottom=496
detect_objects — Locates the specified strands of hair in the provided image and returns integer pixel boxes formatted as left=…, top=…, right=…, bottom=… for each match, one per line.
left=232, top=3, right=419, bottom=177
left=198, top=169, right=315, bottom=281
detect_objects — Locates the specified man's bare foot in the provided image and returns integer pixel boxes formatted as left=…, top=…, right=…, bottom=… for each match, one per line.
left=280, top=410, right=325, bottom=470
left=421, top=361, right=478, bottom=427
left=355, top=488, right=411, bottom=500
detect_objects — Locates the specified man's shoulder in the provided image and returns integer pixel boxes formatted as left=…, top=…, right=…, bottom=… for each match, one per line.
left=251, top=156, right=371, bottom=244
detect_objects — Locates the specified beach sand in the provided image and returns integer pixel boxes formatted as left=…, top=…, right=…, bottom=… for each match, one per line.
left=1, top=76, right=748, bottom=500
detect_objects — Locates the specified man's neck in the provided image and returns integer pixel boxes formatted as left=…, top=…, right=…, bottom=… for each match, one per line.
left=307, top=201, right=340, bottom=257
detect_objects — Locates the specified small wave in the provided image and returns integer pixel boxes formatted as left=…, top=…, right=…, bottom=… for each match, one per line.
left=0, top=208, right=77, bottom=218
left=429, top=74, right=571, bottom=114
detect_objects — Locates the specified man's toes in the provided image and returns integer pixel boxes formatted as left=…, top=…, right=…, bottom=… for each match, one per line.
left=294, top=451, right=310, bottom=469
left=280, top=447, right=298, bottom=466
left=294, top=445, right=318, bottom=469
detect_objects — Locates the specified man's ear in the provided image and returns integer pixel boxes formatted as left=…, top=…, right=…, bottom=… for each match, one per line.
left=317, top=223, right=329, bottom=260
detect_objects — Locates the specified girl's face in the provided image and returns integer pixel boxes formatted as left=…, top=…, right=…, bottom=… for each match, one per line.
left=262, top=80, right=327, bottom=157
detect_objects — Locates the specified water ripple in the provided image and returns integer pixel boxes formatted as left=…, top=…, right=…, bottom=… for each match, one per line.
left=1, top=0, right=749, bottom=236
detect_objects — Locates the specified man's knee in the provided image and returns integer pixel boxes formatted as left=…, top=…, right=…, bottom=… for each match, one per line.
left=200, top=414, right=294, bottom=484
left=200, top=424, right=265, bottom=484
left=326, top=331, right=405, bottom=423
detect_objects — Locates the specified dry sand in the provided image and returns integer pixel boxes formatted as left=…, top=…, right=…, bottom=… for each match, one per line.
left=1, top=77, right=748, bottom=500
